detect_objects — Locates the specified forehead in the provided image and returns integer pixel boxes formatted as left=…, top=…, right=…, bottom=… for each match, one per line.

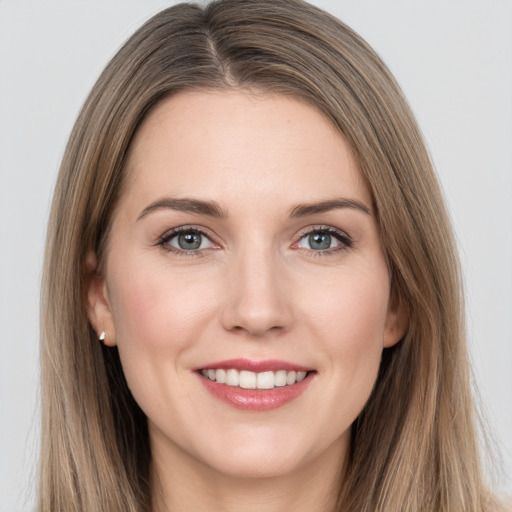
left=122, top=89, right=371, bottom=212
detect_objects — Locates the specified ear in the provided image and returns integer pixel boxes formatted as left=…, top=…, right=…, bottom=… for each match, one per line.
left=383, top=289, right=408, bottom=348
left=85, top=250, right=117, bottom=347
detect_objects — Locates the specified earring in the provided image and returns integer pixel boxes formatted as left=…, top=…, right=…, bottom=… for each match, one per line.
left=99, top=331, right=106, bottom=342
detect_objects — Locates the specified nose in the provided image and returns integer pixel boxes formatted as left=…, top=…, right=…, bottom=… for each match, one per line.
left=220, top=246, right=293, bottom=337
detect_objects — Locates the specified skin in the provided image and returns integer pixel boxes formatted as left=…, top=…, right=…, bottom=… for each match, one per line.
left=87, top=90, right=407, bottom=512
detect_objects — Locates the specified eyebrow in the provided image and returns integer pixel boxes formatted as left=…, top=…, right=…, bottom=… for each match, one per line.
left=137, top=197, right=227, bottom=221
left=289, top=198, right=372, bottom=217
left=137, top=196, right=371, bottom=222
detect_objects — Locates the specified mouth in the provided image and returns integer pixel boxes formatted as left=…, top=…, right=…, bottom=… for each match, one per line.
left=200, top=368, right=309, bottom=389
left=195, top=359, right=316, bottom=411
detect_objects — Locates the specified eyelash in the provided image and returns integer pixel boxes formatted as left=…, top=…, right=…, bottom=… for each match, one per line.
left=295, top=226, right=353, bottom=256
left=157, top=226, right=215, bottom=258
left=157, top=225, right=353, bottom=257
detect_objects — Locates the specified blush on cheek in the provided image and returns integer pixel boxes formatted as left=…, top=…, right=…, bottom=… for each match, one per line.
left=305, top=289, right=389, bottom=411
left=107, top=272, right=168, bottom=352
left=112, top=270, right=215, bottom=355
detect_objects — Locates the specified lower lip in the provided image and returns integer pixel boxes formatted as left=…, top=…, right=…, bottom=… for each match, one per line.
left=198, top=373, right=314, bottom=411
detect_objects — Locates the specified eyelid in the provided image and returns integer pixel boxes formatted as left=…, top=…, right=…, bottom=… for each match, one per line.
left=155, top=224, right=352, bottom=257
left=293, top=225, right=353, bottom=253
left=157, top=225, right=221, bottom=255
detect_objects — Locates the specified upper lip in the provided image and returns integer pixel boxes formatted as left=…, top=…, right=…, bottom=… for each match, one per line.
left=193, top=358, right=314, bottom=373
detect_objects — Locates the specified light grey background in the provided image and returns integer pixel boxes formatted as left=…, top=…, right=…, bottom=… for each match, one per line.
left=1, top=1, right=511, bottom=510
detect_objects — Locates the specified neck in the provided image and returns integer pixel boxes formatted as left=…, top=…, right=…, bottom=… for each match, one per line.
left=151, top=433, right=347, bottom=512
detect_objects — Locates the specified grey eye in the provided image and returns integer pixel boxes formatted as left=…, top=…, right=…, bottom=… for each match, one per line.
left=167, top=231, right=213, bottom=251
left=178, top=232, right=202, bottom=250
left=309, top=233, right=331, bottom=250
left=298, top=231, right=341, bottom=251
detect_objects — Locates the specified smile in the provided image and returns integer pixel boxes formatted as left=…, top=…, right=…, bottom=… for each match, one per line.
left=196, top=359, right=315, bottom=411
left=200, top=368, right=308, bottom=389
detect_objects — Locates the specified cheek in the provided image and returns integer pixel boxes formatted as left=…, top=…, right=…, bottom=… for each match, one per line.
left=108, top=264, right=215, bottom=352
left=306, top=267, right=390, bottom=347
left=106, top=266, right=216, bottom=414
left=302, top=266, right=390, bottom=397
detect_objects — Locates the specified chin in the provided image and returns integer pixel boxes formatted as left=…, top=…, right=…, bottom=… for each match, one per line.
left=197, top=428, right=334, bottom=480
left=206, top=451, right=306, bottom=480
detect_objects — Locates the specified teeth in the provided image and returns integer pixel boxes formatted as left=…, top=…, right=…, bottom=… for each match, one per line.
left=226, top=369, right=239, bottom=386
left=296, top=371, right=307, bottom=382
left=239, top=370, right=256, bottom=389
left=257, top=371, right=275, bottom=389
left=274, top=370, right=287, bottom=387
left=201, top=368, right=309, bottom=389
left=286, top=371, right=297, bottom=385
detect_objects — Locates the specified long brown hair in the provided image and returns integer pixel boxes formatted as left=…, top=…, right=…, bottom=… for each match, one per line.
left=40, top=1, right=494, bottom=510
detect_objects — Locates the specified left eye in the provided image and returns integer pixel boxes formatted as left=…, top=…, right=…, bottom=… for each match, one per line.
left=166, top=230, right=214, bottom=251
left=297, top=231, right=342, bottom=251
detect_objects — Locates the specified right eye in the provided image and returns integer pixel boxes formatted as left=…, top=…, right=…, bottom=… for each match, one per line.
left=159, top=228, right=216, bottom=254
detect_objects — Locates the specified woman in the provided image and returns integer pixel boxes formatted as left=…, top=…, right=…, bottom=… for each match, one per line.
left=39, top=0, right=501, bottom=510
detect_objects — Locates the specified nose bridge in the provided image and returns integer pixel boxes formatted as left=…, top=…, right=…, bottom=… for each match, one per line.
left=221, top=241, right=291, bottom=336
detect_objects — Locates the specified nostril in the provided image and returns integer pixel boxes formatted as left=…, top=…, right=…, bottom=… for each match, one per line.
left=220, top=301, right=293, bottom=337
left=219, top=259, right=293, bottom=336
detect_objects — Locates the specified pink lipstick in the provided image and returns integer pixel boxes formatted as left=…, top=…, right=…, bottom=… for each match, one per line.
left=195, top=359, right=315, bottom=411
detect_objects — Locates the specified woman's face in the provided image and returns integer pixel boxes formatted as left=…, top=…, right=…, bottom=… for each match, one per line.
left=88, top=90, right=405, bottom=480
